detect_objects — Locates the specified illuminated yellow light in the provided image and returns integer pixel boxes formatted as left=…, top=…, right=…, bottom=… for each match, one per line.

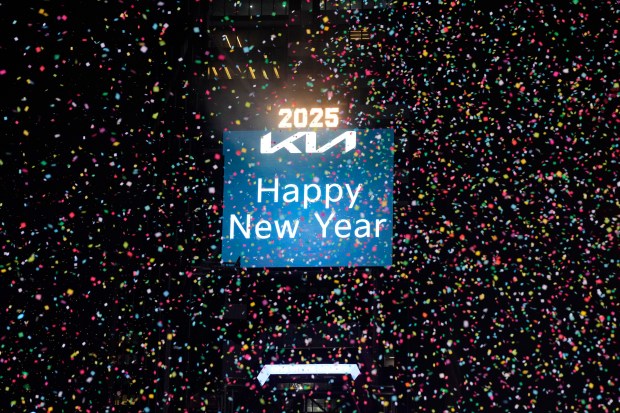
left=273, top=66, right=280, bottom=79
left=262, top=69, right=269, bottom=80
left=224, top=66, right=232, bottom=79
left=350, top=29, right=370, bottom=41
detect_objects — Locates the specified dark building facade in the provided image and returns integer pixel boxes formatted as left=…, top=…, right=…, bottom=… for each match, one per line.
left=191, top=2, right=402, bottom=411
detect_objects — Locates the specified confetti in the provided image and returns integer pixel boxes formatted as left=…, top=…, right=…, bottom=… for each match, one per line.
left=1, top=1, right=618, bottom=412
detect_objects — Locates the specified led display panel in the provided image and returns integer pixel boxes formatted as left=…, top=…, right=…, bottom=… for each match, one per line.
left=222, top=129, right=394, bottom=268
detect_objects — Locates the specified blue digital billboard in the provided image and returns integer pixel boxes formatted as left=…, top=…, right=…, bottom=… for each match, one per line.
left=222, top=129, right=394, bottom=268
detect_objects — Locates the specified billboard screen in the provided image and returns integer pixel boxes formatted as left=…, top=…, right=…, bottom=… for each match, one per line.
left=222, top=129, right=394, bottom=268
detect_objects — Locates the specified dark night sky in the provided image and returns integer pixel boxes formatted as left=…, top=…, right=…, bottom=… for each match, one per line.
left=1, top=1, right=618, bottom=412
